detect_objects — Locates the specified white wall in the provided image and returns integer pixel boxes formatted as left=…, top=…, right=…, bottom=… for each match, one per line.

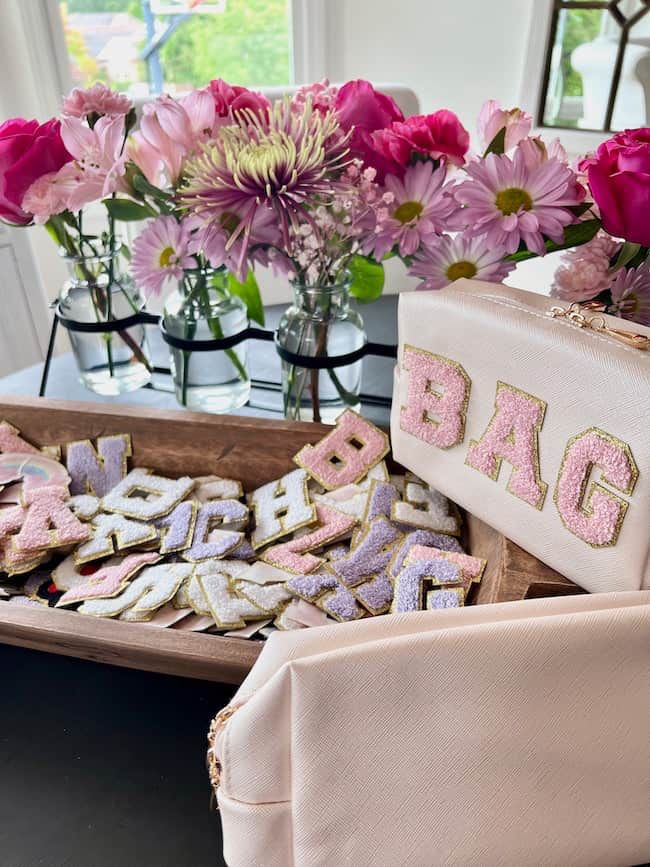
left=323, top=0, right=537, bottom=132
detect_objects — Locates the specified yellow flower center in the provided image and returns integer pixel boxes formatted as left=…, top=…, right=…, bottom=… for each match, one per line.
left=446, top=260, right=478, bottom=281
left=158, top=245, right=175, bottom=267
left=495, top=187, right=533, bottom=215
left=234, top=133, right=297, bottom=193
left=394, top=200, right=424, bottom=224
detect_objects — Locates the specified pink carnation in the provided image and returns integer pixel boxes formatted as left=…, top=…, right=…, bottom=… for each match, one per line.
left=208, top=78, right=270, bottom=124
left=551, top=231, right=620, bottom=303
left=63, top=83, right=132, bottom=119
left=372, top=110, right=470, bottom=171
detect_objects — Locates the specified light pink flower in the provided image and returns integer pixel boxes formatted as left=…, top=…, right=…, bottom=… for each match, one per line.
left=63, top=82, right=132, bottom=119
left=365, top=161, right=459, bottom=259
left=22, top=171, right=71, bottom=223
left=50, top=114, right=128, bottom=211
left=291, top=80, right=339, bottom=114
left=132, top=215, right=197, bottom=298
left=609, top=261, right=650, bottom=326
left=129, top=90, right=215, bottom=188
left=477, top=100, right=532, bottom=152
left=518, top=135, right=569, bottom=171
left=409, top=233, right=514, bottom=290
left=454, top=148, right=585, bottom=256
left=551, top=231, right=619, bottom=302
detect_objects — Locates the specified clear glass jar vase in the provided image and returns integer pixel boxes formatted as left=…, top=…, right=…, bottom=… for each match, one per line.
left=163, top=268, right=250, bottom=413
left=59, top=250, right=151, bottom=395
left=276, top=275, right=366, bottom=423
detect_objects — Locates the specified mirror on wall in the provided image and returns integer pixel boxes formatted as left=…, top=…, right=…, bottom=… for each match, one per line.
left=540, top=0, right=650, bottom=132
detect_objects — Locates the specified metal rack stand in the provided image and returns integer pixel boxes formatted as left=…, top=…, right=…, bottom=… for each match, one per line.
left=39, top=306, right=397, bottom=410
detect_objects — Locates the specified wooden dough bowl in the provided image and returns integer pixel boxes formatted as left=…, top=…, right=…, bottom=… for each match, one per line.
left=0, top=398, right=583, bottom=685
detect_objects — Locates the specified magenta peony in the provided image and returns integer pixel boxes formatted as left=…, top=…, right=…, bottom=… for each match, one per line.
left=63, top=82, right=132, bottom=119
left=334, top=79, right=404, bottom=180
left=0, top=118, right=72, bottom=225
left=372, top=110, right=470, bottom=170
left=208, top=78, right=270, bottom=121
left=581, top=127, right=650, bottom=246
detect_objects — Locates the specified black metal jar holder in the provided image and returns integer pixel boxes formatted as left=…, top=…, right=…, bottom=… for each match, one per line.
left=40, top=305, right=397, bottom=409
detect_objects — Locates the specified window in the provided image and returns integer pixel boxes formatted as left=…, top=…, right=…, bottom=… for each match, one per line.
left=538, top=0, right=650, bottom=132
left=58, top=0, right=293, bottom=98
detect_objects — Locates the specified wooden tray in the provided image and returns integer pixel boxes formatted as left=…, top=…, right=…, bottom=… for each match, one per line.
left=0, top=397, right=581, bottom=684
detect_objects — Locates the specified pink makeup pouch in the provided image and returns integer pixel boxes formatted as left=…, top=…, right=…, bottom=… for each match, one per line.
left=211, top=591, right=650, bottom=866
left=391, top=280, right=650, bottom=593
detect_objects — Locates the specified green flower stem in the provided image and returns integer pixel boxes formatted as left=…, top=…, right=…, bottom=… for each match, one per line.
left=195, top=276, right=249, bottom=384
left=326, top=367, right=360, bottom=406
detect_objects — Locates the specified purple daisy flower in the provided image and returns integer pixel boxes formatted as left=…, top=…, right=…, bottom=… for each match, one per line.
left=409, top=232, right=514, bottom=290
left=609, top=262, right=650, bottom=327
left=454, top=148, right=584, bottom=256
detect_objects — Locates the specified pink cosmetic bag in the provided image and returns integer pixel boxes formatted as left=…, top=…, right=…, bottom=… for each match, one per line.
left=390, top=280, right=650, bottom=594
left=211, top=591, right=650, bottom=867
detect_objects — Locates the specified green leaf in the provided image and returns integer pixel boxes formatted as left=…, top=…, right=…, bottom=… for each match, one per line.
left=612, top=241, right=642, bottom=271
left=227, top=270, right=265, bottom=326
left=132, top=172, right=173, bottom=202
left=567, top=202, right=593, bottom=218
left=348, top=255, right=384, bottom=303
left=124, top=106, right=138, bottom=136
left=506, top=218, right=601, bottom=263
left=45, top=214, right=76, bottom=255
left=102, top=198, right=156, bottom=222
left=483, top=127, right=506, bottom=157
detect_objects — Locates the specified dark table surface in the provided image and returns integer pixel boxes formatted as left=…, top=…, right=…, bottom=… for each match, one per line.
left=0, top=296, right=398, bottom=867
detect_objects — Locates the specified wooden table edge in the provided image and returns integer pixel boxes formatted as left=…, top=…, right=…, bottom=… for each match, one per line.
left=0, top=603, right=261, bottom=684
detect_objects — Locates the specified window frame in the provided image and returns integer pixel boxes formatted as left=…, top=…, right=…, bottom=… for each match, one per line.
left=33, top=0, right=322, bottom=100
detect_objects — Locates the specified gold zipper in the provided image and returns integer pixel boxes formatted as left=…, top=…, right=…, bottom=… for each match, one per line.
left=207, top=703, right=241, bottom=810
left=547, top=303, right=650, bottom=351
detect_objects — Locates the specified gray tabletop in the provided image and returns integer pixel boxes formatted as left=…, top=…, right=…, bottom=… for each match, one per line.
left=0, top=296, right=398, bottom=427
left=0, top=294, right=398, bottom=867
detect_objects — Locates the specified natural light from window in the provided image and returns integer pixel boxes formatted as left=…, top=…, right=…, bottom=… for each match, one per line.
left=58, top=0, right=292, bottom=98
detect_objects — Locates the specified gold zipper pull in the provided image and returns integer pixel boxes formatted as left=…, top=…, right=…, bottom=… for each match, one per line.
left=547, top=303, right=649, bottom=351
left=207, top=703, right=241, bottom=810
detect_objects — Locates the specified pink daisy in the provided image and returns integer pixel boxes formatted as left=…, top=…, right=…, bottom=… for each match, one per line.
left=132, top=216, right=197, bottom=299
left=367, top=161, right=459, bottom=260
left=609, top=262, right=650, bottom=327
left=408, top=233, right=514, bottom=290
left=454, top=148, right=584, bottom=256
left=189, top=205, right=282, bottom=282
